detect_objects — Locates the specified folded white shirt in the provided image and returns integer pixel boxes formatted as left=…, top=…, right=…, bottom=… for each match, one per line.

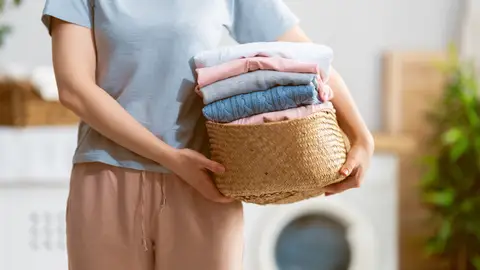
left=193, top=41, right=334, bottom=78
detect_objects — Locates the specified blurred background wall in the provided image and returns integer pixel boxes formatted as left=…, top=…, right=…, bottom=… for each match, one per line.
left=0, top=0, right=462, bottom=130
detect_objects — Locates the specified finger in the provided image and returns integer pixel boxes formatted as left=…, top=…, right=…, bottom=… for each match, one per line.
left=324, top=167, right=364, bottom=193
left=323, top=177, right=356, bottom=193
left=192, top=176, right=233, bottom=203
left=319, top=89, right=328, bottom=102
left=340, top=154, right=359, bottom=177
left=355, top=166, right=365, bottom=186
left=197, top=157, right=225, bottom=174
left=189, top=172, right=234, bottom=203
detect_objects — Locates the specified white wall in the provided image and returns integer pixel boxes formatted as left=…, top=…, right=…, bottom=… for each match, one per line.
left=0, top=1, right=49, bottom=69
left=0, top=0, right=461, bottom=130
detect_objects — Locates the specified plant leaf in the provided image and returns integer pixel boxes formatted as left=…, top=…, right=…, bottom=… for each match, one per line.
left=0, top=24, right=12, bottom=47
left=423, top=190, right=455, bottom=207
left=0, top=0, right=22, bottom=48
left=460, top=200, right=473, bottom=213
left=442, top=128, right=463, bottom=145
left=466, top=220, right=480, bottom=241
left=474, top=137, right=480, bottom=152
left=425, top=220, right=452, bottom=257
left=419, top=155, right=438, bottom=187
left=419, top=44, right=480, bottom=265
left=438, top=219, right=452, bottom=243
left=450, top=137, right=469, bottom=161
left=420, top=155, right=437, bottom=166
left=472, top=255, right=480, bottom=270
left=425, top=237, right=444, bottom=256
left=420, top=167, right=438, bottom=187
left=0, top=0, right=21, bottom=9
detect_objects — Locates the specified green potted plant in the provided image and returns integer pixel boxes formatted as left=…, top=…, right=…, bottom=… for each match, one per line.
left=0, top=0, right=22, bottom=47
left=420, top=46, right=480, bottom=270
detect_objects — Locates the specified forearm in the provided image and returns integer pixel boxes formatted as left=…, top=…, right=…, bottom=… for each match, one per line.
left=57, top=79, right=178, bottom=169
left=328, top=68, right=374, bottom=151
left=277, top=26, right=374, bottom=151
left=50, top=19, right=179, bottom=170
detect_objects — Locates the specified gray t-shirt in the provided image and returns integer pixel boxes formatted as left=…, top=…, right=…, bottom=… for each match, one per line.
left=42, top=0, right=299, bottom=172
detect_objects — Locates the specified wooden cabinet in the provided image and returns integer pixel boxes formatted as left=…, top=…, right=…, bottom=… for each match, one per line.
left=382, top=51, right=447, bottom=135
left=381, top=51, right=449, bottom=270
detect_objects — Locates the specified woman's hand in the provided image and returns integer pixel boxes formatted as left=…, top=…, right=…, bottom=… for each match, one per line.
left=324, top=139, right=374, bottom=195
left=168, top=149, right=235, bottom=203
left=276, top=26, right=375, bottom=196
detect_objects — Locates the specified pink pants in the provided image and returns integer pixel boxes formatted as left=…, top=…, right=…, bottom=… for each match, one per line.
left=66, top=162, right=244, bottom=270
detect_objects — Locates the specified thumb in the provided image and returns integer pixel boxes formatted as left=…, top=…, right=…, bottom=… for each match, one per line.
left=340, top=153, right=358, bottom=177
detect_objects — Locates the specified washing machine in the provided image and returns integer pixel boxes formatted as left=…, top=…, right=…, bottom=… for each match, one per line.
left=243, top=153, right=399, bottom=270
left=0, top=127, right=76, bottom=270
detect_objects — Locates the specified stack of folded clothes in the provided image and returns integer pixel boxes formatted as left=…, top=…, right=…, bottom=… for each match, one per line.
left=193, top=42, right=335, bottom=125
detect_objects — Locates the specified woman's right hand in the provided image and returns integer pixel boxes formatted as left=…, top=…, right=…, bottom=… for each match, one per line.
left=168, top=149, right=234, bottom=203
left=49, top=19, right=233, bottom=204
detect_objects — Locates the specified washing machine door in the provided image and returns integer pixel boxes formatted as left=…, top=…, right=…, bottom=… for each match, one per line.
left=245, top=198, right=376, bottom=270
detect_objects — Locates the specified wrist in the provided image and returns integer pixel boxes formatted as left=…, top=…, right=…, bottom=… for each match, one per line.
left=154, top=144, right=181, bottom=172
left=351, top=131, right=375, bottom=154
left=352, top=132, right=375, bottom=154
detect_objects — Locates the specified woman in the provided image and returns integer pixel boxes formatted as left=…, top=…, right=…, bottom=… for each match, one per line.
left=42, top=0, right=374, bottom=269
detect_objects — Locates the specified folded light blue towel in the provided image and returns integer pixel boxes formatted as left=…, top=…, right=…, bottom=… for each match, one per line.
left=200, top=70, right=318, bottom=104
left=203, top=84, right=319, bottom=123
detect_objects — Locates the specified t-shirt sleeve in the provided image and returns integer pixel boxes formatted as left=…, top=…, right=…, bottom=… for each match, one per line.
left=41, top=0, right=93, bottom=34
left=225, top=0, right=299, bottom=44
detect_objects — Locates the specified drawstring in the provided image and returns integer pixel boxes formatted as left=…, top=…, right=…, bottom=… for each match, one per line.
left=139, top=173, right=167, bottom=251
left=160, top=175, right=167, bottom=212
left=140, top=171, right=148, bottom=251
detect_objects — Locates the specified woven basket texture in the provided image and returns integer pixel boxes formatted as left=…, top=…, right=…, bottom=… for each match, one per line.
left=206, top=109, right=348, bottom=205
left=0, top=80, right=78, bottom=126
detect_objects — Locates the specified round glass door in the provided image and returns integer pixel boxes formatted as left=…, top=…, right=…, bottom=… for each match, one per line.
left=275, top=214, right=351, bottom=270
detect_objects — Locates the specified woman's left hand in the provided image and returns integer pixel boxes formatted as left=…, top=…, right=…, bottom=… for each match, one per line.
left=323, top=140, right=374, bottom=196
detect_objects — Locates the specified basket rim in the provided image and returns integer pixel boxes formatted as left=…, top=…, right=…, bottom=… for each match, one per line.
left=206, top=107, right=337, bottom=128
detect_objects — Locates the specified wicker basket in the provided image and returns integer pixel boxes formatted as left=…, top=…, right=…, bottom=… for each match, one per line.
left=206, top=108, right=349, bottom=205
left=0, top=79, right=78, bottom=126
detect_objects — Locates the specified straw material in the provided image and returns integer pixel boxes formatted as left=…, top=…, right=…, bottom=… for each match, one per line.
left=206, top=109, right=348, bottom=205
left=0, top=79, right=78, bottom=126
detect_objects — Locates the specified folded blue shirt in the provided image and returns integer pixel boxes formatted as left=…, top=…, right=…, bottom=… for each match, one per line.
left=203, top=84, right=320, bottom=123
left=200, top=70, right=319, bottom=104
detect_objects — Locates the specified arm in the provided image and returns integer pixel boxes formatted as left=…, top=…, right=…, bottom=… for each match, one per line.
left=51, top=19, right=230, bottom=202
left=277, top=26, right=374, bottom=150
left=51, top=19, right=177, bottom=169
left=278, top=26, right=374, bottom=194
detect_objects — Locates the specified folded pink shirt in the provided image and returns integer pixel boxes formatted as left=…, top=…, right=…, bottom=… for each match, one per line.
left=228, top=102, right=334, bottom=125
left=196, top=57, right=319, bottom=88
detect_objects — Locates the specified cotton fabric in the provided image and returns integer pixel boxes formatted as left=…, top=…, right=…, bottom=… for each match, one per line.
left=197, top=70, right=319, bottom=104
left=229, top=102, right=333, bottom=125
left=196, top=57, right=319, bottom=88
left=202, top=84, right=319, bottom=123
left=42, top=0, right=299, bottom=173
left=67, top=162, right=243, bottom=270
left=193, top=41, right=333, bottom=74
